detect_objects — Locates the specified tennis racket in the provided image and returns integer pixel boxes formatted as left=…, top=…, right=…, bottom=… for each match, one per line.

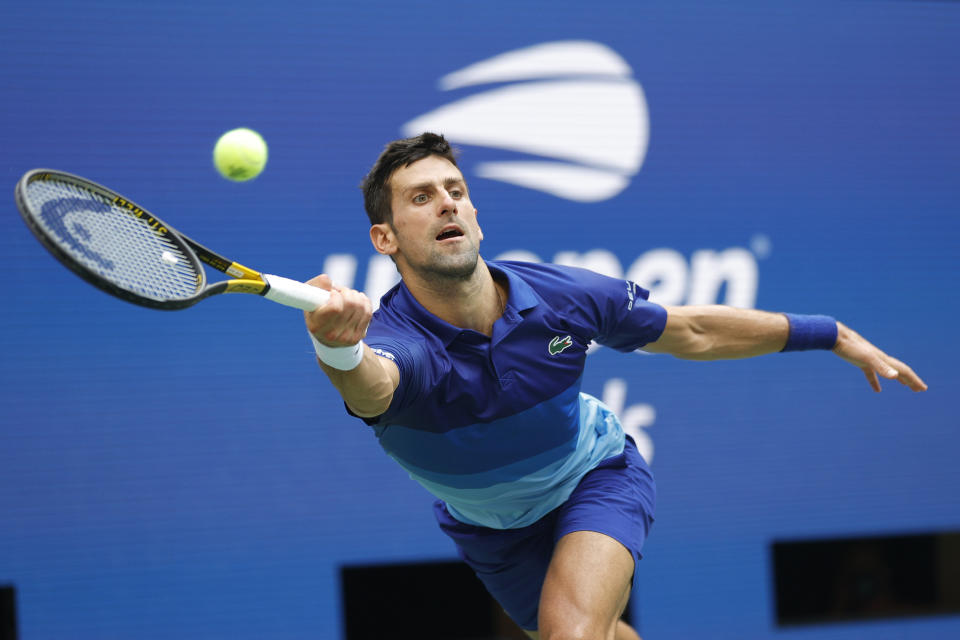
left=15, top=169, right=331, bottom=311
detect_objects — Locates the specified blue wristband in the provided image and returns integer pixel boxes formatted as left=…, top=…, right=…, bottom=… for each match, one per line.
left=781, top=314, right=838, bottom=352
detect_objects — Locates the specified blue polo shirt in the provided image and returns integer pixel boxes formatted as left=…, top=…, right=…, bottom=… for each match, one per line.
left=360, top=260, right=667, bottom=529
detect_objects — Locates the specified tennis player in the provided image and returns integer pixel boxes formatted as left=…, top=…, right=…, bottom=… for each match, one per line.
left=304, top=133, right=927, bottom=640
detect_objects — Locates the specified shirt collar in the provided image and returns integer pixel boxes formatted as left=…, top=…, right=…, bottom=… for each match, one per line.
left=391, top=260, right=540, bottom=347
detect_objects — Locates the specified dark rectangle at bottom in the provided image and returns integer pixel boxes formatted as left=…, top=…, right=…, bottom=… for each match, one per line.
left=0, top=585, right=16, bottom=640
left=772, top=531, right=960, bottom=626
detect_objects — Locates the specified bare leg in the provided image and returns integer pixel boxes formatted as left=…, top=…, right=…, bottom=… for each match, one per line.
left=526, top=619, right=640, bottom=639
left=537, top=530, right=637, bottom=640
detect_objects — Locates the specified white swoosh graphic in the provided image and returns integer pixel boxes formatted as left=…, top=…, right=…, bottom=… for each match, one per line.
left=439, top=40, right=632, bottom=90
left=473, top=161, right=630, bottom=203
left=401, top=79, right=648, bottom=173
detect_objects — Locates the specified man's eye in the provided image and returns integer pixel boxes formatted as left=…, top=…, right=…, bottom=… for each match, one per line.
left=450, top=190, right=463, bottom=199
left=413, top=194, right=428, bottom=204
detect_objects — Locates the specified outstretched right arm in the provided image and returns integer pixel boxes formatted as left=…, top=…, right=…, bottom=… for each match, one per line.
left=303, top=275, right=399, bottom=418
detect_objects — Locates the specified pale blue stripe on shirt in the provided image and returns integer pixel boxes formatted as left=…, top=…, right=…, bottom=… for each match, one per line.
left=385, top=393, right=626, bottom=530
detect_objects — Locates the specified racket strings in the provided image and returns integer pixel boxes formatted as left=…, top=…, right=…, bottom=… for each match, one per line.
left=23, top=179, right=201, bottom=301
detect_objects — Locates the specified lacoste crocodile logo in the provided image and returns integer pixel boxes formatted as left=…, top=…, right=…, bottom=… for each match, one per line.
left=548, top=335, right=574, bottom=356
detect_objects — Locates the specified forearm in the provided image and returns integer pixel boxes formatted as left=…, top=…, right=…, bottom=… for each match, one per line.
left=643, top=304, right=926, bottom=392
left=317, top=344, right=398, bottom=417
left=301, top=276, right=398, bottom=417
left=646, top=305, right=792, bottom=360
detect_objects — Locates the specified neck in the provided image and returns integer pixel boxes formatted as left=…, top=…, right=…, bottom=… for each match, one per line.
left=401, top=259, right=504, bottom=336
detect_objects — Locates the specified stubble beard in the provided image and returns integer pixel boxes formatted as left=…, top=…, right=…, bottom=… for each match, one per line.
left=407, top=239, right=481, bottom=286
left=422, top=244, right=479, bottom=282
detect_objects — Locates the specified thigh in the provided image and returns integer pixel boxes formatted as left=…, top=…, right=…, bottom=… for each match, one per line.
left=539, top=530, right=635, bottom=638
left=433, top=438, right=655, bottom=634
left=538, top=437, right=655, bottom=635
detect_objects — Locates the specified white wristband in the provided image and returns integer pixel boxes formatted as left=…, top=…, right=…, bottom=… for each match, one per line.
left=310, top=333, right=364, bottom=371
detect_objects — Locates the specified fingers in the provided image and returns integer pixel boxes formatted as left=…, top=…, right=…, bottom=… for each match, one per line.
left=303, top=275, right=372, bottom=347
left=876, top=359, right=899, bottom=380
left=884, top=356, right=928, bottom=392
left=835, top=323, right=927, bottom=393
left=305, top=273, right=333, bottom=290
left=862, top=352, right=927, bottom=393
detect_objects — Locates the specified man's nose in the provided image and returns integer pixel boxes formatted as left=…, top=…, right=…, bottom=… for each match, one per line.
left=439, top=190, right=457, bottom=215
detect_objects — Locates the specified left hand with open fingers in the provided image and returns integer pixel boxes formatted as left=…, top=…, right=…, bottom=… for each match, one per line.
left=832, top=322, right=928, bottom=392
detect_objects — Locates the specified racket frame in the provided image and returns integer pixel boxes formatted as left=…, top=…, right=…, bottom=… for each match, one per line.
left=15, top=169, right=282, bottom=310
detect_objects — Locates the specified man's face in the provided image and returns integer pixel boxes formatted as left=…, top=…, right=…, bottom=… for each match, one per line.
left=377, top=155, right=483, bottom=282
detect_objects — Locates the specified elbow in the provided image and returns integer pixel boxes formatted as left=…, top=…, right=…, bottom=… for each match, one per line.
left=345, top=382, right=394, bottom=418
left=655, top=305, right=719, bottom=360
left=672, top=338, right=715, bottom=360
left=672, top=318, right=714, bottom=360
left=348, top=403, right=388, bottom=419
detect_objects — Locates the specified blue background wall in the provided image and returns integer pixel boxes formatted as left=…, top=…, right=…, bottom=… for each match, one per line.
left=1, top=1, right=957, bottom=638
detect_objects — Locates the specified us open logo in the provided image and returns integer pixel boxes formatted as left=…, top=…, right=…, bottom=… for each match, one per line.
left=401, top=40, right=650, bottom=203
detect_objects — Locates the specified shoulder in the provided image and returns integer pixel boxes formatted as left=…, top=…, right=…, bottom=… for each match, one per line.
left=492, top=259, right=642, bottom=308
left=491, top=259, right=609, bottom=293
left=493, top=259, right=581, bottom=280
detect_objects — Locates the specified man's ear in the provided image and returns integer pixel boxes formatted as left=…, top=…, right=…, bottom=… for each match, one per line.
left=370, top=223, right=397, bottom=256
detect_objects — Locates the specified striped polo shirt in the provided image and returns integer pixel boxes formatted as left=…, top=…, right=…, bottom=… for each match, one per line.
left=359, top=260, right=666, bottom=529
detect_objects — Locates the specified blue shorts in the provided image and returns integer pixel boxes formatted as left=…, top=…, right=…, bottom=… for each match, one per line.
left=433, top=436, right=656, bottom=631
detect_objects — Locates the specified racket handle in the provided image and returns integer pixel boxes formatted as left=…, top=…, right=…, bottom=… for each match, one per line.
left=262, top=274, right=331, bottom=310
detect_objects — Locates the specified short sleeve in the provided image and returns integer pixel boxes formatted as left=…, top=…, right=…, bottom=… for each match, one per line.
left=596, top=278, right=667, bottom=351
left=351, top=334, right=434, bottom=425
left=556, top=265, right=668, bottom=352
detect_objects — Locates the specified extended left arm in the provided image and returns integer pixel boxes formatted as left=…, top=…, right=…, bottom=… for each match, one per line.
left=643, top=305, right=928, bottom=392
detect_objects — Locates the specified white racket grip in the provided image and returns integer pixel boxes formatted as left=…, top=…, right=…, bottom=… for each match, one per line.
left=262, top=274, right=331, bottom=311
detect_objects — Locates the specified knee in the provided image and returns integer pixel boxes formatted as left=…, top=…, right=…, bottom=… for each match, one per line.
left=538, top=596, right=618, bottom=640
left=539, top=628, right=605, bottom=640
left=538, top=617, right=612, bottom=640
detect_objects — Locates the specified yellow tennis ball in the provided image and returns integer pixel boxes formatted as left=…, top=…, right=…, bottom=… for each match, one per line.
left=213, top=128, right=268, bottom=181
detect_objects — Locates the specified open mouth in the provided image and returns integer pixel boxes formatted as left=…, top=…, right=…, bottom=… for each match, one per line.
left=436, top=227, right=464, bottom=241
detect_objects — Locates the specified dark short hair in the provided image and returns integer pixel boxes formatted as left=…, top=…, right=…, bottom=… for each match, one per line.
left=361, top=132, right=459, bottom=225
